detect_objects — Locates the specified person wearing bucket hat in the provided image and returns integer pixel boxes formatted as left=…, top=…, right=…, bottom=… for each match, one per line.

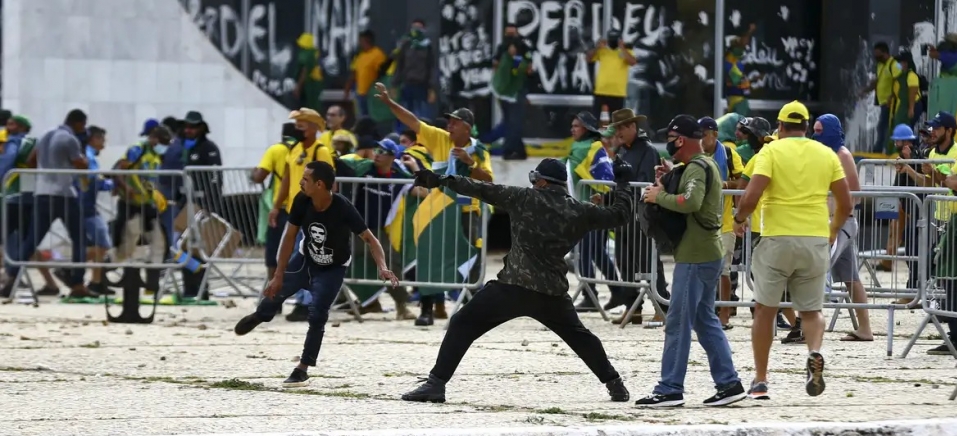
left=735, top=116, right=772, bottom=164
left=566, top=112, right=624, bottom=312
left=401, top=156, right=636, bottom=404
left=604, top=108, right=670, bottom=321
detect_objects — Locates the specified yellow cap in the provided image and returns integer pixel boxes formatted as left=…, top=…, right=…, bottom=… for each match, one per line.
left=777, top=100, right=810, bottom=123
left=297, top=33, right=315, bottom=50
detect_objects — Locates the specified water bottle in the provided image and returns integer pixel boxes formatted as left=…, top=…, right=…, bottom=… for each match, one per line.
left=174, top=251, right=202, bottom=273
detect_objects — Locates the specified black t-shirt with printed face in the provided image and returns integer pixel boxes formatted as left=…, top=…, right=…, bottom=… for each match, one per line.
left=288, top=193, right=369, bottom=268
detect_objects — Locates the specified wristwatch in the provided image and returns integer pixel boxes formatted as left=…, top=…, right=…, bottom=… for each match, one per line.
left=733, top=215, right=746, bottom=224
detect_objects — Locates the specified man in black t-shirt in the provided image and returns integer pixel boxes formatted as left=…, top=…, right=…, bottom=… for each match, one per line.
left=233, top=161, right=398, bottom=388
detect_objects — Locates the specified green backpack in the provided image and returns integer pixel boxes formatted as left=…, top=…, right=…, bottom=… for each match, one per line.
left=3, top=137, right=37, bottom=196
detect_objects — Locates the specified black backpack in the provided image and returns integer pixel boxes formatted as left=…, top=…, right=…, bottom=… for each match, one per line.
left=637, top=159, right=720, bottom=255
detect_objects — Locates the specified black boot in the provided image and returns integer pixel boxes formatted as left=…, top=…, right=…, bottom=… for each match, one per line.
left=605, top=377, right=630, bottom=402
left=401, top=374, right=446, bottom=403
left=575, top=287, right=600, bottom=312
left=285, top=304, right=309, bottom=322
left=415, top=295, right=434, bottom=326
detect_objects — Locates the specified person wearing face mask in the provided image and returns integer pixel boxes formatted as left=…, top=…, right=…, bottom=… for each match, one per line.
left=587, top=29, right=637, bottom=116
left=111, top=125, right=173, bottom=297
left=487, top=23, right=533, bottom=160
left=400, top=157, right=635, bottom=404
left=724, top=24, right=757, bottom=116
left=634, top=115, right=744, bottom=408
left=812, top=115, right=871, bottom=342
left=392, top=19, right=437, bottom=121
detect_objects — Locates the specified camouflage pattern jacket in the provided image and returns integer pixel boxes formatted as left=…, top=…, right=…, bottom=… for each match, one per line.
left=442, top=176, right=633, bottom=296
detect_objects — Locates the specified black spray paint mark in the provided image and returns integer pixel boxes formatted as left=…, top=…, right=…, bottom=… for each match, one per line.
left=507, top=0, right=603, bottom=94
left=439, top=0, right=494, bottom=98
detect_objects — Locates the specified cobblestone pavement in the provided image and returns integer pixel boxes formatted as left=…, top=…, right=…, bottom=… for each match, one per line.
left=1, top=254, right=955, bottom=435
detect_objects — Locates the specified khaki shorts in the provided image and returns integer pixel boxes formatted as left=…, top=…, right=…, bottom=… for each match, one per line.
left=721, top=232, right=736, bottom=276
left=752, top=236, right=830, bottom=312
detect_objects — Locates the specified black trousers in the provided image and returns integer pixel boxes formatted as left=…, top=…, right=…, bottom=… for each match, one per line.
left=429, top=281, right=620, bottom=383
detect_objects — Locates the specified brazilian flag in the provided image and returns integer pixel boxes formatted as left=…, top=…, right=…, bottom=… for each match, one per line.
left=412, top=187, right=478, bottom=297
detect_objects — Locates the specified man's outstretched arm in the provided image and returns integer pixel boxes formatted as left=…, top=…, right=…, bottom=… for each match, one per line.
left=582, top=183, right=633, bottom=229
left=440, top=175, right=523, bottom=213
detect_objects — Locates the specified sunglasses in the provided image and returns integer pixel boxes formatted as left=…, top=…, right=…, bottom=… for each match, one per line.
left=375, top=148, right=395, bottom=156
left=296, top=152, right=307, bottom=165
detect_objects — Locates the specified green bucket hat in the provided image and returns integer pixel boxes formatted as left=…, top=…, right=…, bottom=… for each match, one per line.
left=11, top=115, right=30, bottom=130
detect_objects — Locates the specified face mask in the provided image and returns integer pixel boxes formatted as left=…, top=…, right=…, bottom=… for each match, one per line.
left=289, top=129, right=306, bottom=143
left=154, top=145, right=169, bottom=155
left=811, top=133, right=843, bottom=152
left=666, top=138, right=679, bottom=158
left=608, top=37, right=620, bottom=47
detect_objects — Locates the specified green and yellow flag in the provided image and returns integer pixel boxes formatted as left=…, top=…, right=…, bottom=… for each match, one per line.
left=412, top=187, right=478, bottom=296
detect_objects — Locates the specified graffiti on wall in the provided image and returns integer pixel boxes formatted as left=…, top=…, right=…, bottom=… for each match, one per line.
left=181, top=0, right=371, bottom=108
left=724, top=1, right=820, bottom=101
left=439, top=0, right=495, bottom=98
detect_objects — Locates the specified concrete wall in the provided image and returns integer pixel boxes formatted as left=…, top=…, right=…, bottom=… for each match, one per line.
left=1, top=0, right=291, bottom=167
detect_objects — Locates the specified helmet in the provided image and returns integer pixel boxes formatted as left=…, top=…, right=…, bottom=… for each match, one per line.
left=890, top=124, right=917, bottom=141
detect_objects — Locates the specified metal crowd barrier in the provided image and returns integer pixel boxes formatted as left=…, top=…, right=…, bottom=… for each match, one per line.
left=1, top=168, right=193, bottom=320
left=179, top=168, right=489, bottom=322
left=573, top=176, right=956, bottom=358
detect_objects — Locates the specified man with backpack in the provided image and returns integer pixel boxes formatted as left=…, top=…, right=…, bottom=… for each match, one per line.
left=633, top=115, right=744, bottom=408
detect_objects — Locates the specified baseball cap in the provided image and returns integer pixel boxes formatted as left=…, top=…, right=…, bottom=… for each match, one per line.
left=777, top=100, right=810, bottom=123
left=377, top=138, right=401, bottom=156
left=140, top=118, right=160, bottom=136
left=927, top=111, right=957, bottom=130
left=697, top=117, right=719, bottom=132
left=445, top=108, right=475, bottom=126
left=657, top=114, right=704, bottom=139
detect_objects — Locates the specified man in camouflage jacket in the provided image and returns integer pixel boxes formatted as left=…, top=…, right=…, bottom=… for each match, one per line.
left=400, top=157, right=635, bottom=403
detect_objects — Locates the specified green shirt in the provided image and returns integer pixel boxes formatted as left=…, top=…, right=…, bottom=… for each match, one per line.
left=655, top=155, right=723, bottom=263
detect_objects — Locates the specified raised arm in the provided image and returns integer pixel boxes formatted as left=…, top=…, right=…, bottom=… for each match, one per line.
left=374, top=82, right=420, bottom=133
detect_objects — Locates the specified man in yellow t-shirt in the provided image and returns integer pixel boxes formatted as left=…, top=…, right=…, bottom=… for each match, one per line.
left=732, top=101, right=852, bottom=399
left=317, top=105, right=356, bottom=153
left=376, top=82, right=494, bottom=323
left=345, top=30, right=387, bottom=118
left=587, top=29, right=637, bottom=116
left=859, top=42, right=901, bottom=153
left=252, top=122, right=299, bottom=281
left=268, top=108, right=334, bottom=322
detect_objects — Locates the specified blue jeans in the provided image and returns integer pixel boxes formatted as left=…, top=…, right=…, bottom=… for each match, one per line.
left=400, top=84, right=431, bottom=120
left=7, top=195, right=86, bottom=286
left=872, top=105, right=890, bottom=153
left=356, top=95, right=370, bottom=117
left=157, top=203, right=180, bottom=251
left=255, top=249, right=346, bottom=366
left=655, top=259, right=740, bottom=395
left=578, top=229, right=629, bottom=297
left=500, top=98, right=526, bottom=155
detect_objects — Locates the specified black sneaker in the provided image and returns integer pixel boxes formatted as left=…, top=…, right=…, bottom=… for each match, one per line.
left=36, top=285, right=60, bottom=296
left=776, top=313, right=791, bottom=329
left=634, top=393, right=684, bottom=408
left=0, top=282, right=12, bottom=299
left=87, top=282, right=114, bottom=296
left=282, top=368, right=309, bottom=388
left=927, top=343, right=956, bottom=356
left=285, top=305, right=309, bottom=322
left=805, top=352, right=826, bottom=397
left=401, top=375, right=446, bottom=403
left=234, top=313, right=264, bottom=336
left=575, top=296, right=600, bottom=312
left=747, top=380, right=770, bottom=400
left=605, top=378, right=629, bottom=402
left=781, top=328, right=805, bottom=344
left=703, top=381, right=747, bottom=407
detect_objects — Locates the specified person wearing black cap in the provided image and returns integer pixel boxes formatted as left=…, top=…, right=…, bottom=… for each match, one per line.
left=180, top=110, right=223, bottom=300
left=632, top=115, right=744, bottom=408
left=400, top=157, right=636, bottom=403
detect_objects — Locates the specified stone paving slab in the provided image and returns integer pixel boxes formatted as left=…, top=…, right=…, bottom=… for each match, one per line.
left=1, top=255, right=956, bottom=435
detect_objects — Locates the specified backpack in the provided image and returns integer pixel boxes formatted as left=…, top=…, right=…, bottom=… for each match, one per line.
left=724, top=145, right=735, bottom=176
left=637, top=159, right=720, bottom=255
left=918, top=72, right=929, bottom=112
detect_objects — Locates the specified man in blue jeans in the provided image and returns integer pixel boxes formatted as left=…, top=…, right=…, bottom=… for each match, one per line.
left=233, top=161, right=398, bottom=387
left=634, top=115, right=744, bottom=408
left=2, top=109, right=94, bottom=299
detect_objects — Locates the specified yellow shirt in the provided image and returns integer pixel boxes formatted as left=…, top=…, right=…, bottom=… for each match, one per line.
left=318, top=129, right=357, bottom=150
left=284, top=141, right=335, bottom=213
left=721, top=143, right=745, bottom=233
left=591, top=47, right=634, bottom=97
left=876, top=58, right=902, bottom=105
left=418, top=122, right=494, bottom=213
left=351, top=47, right=387, bottom=96
left=750, top=137, right=845, bottom=237
left=257, top=143, right=291, bottom=207
left=932, top=142, right=957, bottom=220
